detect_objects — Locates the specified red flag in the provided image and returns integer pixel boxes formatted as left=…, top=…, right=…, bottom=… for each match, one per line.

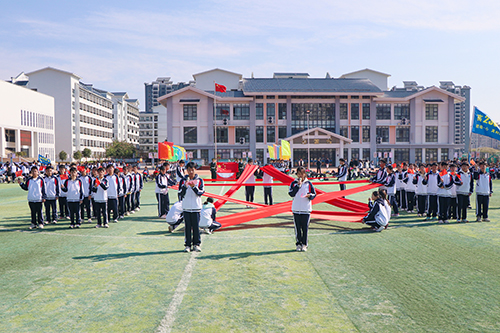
left=221, top=109, right=230, bottom=115
left=15, top=171, right=22, bottom=177
left=215, top=83, right=226, bottom=93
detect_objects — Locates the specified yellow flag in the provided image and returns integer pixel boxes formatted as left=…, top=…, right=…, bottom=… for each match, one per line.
left=281, top=140, right=291, bottom=159
left=268, top=145, right=275, bottom=159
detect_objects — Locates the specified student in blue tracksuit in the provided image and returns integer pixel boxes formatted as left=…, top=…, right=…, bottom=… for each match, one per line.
left=474, top=161, right=493, bottom=222
left=288, top=166, right=317, bottom=252
left=19, top=166, right=47, bottom=229
left=61, top=167, right=84, bottom=228
left=178, top=162, right=205, bottom=253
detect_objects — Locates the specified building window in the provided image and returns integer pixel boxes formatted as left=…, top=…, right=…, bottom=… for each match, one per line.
left=362, top=126, right=370, bottom=142
left=415, top=148, right=422, bottom=163
left=256, top=126, right=264, bottom=143
left=266, top=103, right=276, bottom=119
left=344, top=148, right=348, bottom=159
left=351, top=126, right=359, bottom=143
left=233, top=104, right=250, bottom=120
left=363, top=148, right=371, bottom=160
left=217, top=149, right=230, bottom=159
left=340, top=126, right=348, bottom=138
left=376, top=126, right=389, bottom=142
left=201, top=149, right=209, bottom=162
left=5, top=129, right=15, bottom=142
left=394, top=149, right=409, bottom=163
left=441, top=148, right=449, bottom=161
left=256, top=149, right=264, bottom=163
left=291, top=103, right=335, bottom=134
left=362, top=103, right=370, bottom=119
left=215, top=127, right=228, bottom=143
left=425, top=126, right=438, bottom=142
left=426, top=148, right=438, bottom=163
left=278, top=103, right=287, bottom=120
left=267, top=127, right=275, bottom=143
left=351, top=103, right=359, bottom=120
left=278, top=126, right=287, bottom=139
left=376, top=104, right=391, bottom=120
left=425, top=104, right=438, bottom=120
left=235, top=126, right=250, bottom=143
left=396, top=127, right=410, bottom=142
left=183, top=104, right=197, bottom=121
left=351, top=148, right=360, bottom=160
left=256, top=103, right=264, bottom=120
left=215, top=103, right=230, bottom=120
left=394, top=103, right=410, bottom=120
left=340, top=103, right=348, bottom=119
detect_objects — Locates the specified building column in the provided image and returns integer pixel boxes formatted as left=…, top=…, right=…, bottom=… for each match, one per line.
left=286, top=96, right=292, bottom=137
left=31, top=130, right=37, bottom=159
left=15, top=129, right=21, bottom=154
left=339, top=140, right=344, bottom=158
left=207, top=98, right=215, bottom=160
left=448, top=96, right=455, bottom=144
left=249, top=100, right=256, bottom=160
left=370, top=99, right=377, bottom=161
left=0, top=127, right=4, bottom=159
left=335, top=97, right=340, bottom=134
left=409, top=148, right=415, bottom=163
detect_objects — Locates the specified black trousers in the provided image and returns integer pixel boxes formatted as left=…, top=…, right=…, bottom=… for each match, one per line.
left=91, top=197, right=96, bottom=218
left=156, top=193, right=170, bottom=217
left=406, top=192, right=415, bottom=211
left=107, top=198, right=118, bottom=222
left=438, top=196, right=450, bottom=221
left=125, top=194, right=131, bottom=212
left=131, top=192, right=137, bottom=210
left=95, top=201, right=108, bottom=225
left=457, top=194, right=469, bottom=220
left=396, top=190, right=401, bottom=207
left=476, top=194, right=490, bottom=219
left=211, top=170, right=217, bottom=179
left=245, top=186, right=255, bottom=203
left=209, top=220, right=222, bottom=232
left=80, top=197, right=91, bottom=220
left=417, top=195, right=427, bottom=215
left=264, top=187, right=273, bottom=205
left=400, top=189, right=407, bottom=209
left=427, top=195, right=438, bottom=218
left=365, top=220, right=382, bottom=229
left=58, top=196, right=69, bottom=217
left=184, top=211, right=201, bottom=247
left=293, top=213, right=310, bottom=246
left=29, top=201, right=43, bottom=225
left=44, top=199, right=57, bottom=222
left=68, top=201, right=81, bottom=225
left=339, top=183, right=346, bottom=191
left=118, top=195, right=125, bottom=217
left=449, top=197, right=458, bottom=219
left=135, top=191, right=141, bottom=209
left=388, top=194, right=398, bottom=214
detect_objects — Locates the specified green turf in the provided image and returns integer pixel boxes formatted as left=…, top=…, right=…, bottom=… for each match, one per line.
left=1, top=179, right=499, bottom=332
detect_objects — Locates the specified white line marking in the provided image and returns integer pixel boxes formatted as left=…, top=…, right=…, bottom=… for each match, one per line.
left=218, top=181, right=227, bottom=196
left=156, top=252, right=198, bottom=333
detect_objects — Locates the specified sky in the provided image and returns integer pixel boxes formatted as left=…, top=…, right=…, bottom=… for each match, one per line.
left=1, top=0, right=500, bottom=119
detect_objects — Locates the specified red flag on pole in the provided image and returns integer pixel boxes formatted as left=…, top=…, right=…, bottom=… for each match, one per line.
left=215, top=83, right=226, bottom=93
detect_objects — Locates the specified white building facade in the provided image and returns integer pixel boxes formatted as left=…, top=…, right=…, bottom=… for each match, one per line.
left=0, top=80, right=55, bottom=160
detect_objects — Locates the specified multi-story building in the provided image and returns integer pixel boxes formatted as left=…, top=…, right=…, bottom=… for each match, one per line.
left=439, top=81, right=471, bottom=152
left=138, top=105, right=167, bottom=154
left=156, top=68, right=467, bottom=165
left=21, top=67, right=139, bottom=161
left=144, top=77, right=193, bottom=113
left=0, top=79, right=55, bottom=160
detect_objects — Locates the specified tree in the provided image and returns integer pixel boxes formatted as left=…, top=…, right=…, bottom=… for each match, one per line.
left=105, top=140, right=137, bottom=160
left=73, top=150, right=82, bottom=161
left=15, top=151, right=26, bottom=157
left=82, top=148, right=92, bottom=160
left=59, top=150, right=68, bottom=162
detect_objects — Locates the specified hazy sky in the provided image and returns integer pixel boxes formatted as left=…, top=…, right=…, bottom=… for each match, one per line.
left=1, top=0, right=500, bottom=118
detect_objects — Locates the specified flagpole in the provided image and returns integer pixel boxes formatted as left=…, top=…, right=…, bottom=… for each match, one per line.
left=214, top=81, right=218, bottom=163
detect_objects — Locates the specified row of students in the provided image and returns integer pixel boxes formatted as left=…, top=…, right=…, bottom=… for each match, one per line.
left=371, top=159, right=493, bottom=223
left=19, top=164, right=144, bottom=229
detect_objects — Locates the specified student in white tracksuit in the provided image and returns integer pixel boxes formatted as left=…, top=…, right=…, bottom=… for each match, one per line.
left=61, top=167, right=84, bottom=228
left=166, top=201, right=184, bottom=232
left=364, top=191, right=390, bottom=232
left=19, top=166, right=47, bottom=229
left=288, top=166, right=317, bottom=252
left=199, top=198, right=222, bottom=234
left=262, top=168, right=274, bottom=205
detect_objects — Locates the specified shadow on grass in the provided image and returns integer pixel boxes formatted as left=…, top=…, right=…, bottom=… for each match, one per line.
left=73, top=250, right=182, bottom=262
left=137, top=230, right=185, bottom=237
left=198, top=249, right=296, bottom=261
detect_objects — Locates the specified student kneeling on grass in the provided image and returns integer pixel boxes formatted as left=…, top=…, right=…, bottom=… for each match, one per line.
left=199, top=197, right=222, bottom=234
left=363, top=190, right=390, bottom=232
left=178, top=162, right=205, bottom=253
left=288, top=166, right=316, bottom=252
left=166, top=201, right=184, bottom=232
left=18, top=166, right=47, bottom=229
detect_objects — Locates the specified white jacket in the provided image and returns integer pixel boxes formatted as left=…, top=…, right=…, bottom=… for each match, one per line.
left=289, top=179, right=316, bottom=213
left=20, top=176, right=46, bottom=202
left=62, top=179, right=84, bottom=202
left=91, top=177, right=109, bottom=203
left=199, top=203, right=216, bottom=228
left=166, top=201, right=183, bottom=224
left=44, top=175, right=60, bottom=200
left=179, top=175, right=205, bottom=212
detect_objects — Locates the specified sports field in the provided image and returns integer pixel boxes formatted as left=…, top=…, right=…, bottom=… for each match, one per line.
left=1, top=179, right=499, bottom=332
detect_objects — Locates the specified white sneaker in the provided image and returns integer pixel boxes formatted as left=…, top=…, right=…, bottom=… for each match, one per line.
left=438, top=220, right=444, bottom=224
left=168, top=225, right=173, bottom=233
left=374, top=225, right=384, bottom=232
left=301, top=245, right=308, bottom=251
left=193, top=245, right=201, bottom=252
left=135, top=208, right=140, bottom=211
left=160, top=215, right=167, bottom=219
left=88, top=218, right=92, bottom=223
left=184, top=246, right=191, bottom=253
left=444, top=220, right=449, bottom=224
left=296, top=245, right=302, bottom=252
left=38, top=224, right=44, bottom=229
left=476, top=217, right=482, bottom=222
left=125, top=212, right=129, bottom=216
left=29, top=223, right=36, bottom=229
left=483, top=218, right=490, bottom=222
left=206, top=228, right=213, bottom=235
left=130, top=211, right=135, bottom=214
left=113, top=219, right=118, bottom=223
left=104, top=224, right=109, bottom=228
left=95, top=224, right=102, bottom=228
left=456, top=219, right=461, bottom=223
